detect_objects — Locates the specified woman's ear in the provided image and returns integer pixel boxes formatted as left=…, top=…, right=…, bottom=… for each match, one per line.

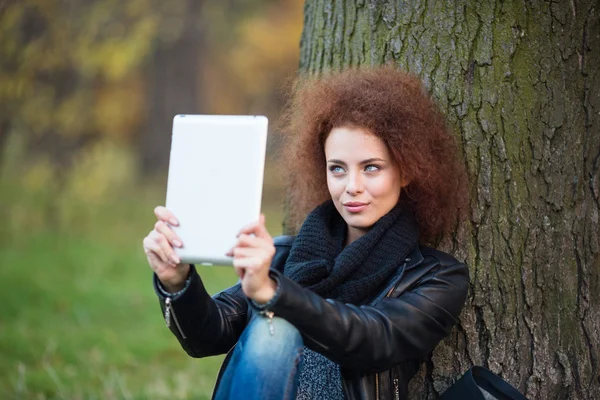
left=400, top=172, right=412, bottom=188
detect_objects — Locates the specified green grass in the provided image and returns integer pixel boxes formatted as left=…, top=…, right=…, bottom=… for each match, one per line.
left=0, top=176, right=284, bottom=399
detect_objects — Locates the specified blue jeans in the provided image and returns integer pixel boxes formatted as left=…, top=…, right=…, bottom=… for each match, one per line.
left=214, top=315, right=304, bottom=400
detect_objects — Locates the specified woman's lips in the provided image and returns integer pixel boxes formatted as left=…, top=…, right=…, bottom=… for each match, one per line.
left=344, top=202, right=369, bottom=213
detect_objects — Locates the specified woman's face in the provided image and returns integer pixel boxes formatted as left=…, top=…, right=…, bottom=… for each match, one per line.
left=324, top=126, right=406, bottom=243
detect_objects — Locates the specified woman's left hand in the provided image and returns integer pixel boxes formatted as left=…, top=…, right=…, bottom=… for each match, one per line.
left=227, top=214, right=277, bottom=304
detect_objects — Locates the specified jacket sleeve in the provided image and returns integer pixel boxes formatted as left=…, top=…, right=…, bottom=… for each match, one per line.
left=154, top=265, right=248, bottom=358
left=267, top=259, right=469, bottom=373
left=153, top=237, right=294, bottom=358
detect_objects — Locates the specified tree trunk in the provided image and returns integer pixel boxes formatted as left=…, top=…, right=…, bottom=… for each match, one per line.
left=296, top=1, right=600, bottom=398
left=140, top=0, right=204, bottom=176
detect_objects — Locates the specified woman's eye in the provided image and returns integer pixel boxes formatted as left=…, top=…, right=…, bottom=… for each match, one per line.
left=365, top=165, right=380, bottom=172
left=329, top=166, right=345, bottom=174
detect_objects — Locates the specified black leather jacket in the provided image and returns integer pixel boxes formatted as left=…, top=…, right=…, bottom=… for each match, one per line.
left=154, top=235, right=469, bottom=400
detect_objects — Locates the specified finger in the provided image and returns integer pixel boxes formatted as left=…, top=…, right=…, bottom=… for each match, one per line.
left=253, top=214, right=271, bottom=240
left=233, top=256, right=261, bottom=270
left=236, top=219, right=260, bottom=237
left=235, top=234, right=264, bottom=248
left=155, top=220, right=183, bottom=248
left=237, top=216, right=271, bottom=240
left=232, top=246, right=259, bottom=258
left=151, top=230, right=180, bottom=265
left=143, top=235, right=170, bottom=264
left=236, top=234, right=275, bottom=252
left=154, top=206, right=179, bottom=226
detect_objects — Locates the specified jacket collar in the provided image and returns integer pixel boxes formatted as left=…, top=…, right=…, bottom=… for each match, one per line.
left=404, top=245, right=424, bottom=271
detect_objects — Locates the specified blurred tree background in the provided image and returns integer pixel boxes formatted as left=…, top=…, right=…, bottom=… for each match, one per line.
left=0, top=0, right=303, bottom=398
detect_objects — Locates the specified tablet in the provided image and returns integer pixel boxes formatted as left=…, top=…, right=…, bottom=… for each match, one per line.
left=165, top=114, right=268, bottom=266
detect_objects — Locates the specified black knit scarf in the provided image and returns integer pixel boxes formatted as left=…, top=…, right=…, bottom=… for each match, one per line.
left=284, top=200, right=419, bottom=305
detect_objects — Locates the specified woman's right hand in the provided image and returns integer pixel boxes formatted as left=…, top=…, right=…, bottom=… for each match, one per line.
left=143, top=206, right=190, bottom=292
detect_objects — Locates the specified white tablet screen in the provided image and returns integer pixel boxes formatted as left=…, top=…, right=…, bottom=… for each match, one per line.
left=165, top=114, right=268, bottom=265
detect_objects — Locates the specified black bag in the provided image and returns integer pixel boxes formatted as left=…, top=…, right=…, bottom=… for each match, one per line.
left=439, top=366, right=528, bottom=400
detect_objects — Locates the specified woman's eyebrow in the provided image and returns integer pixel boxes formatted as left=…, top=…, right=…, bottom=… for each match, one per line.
left=360, top=157, right=386, bottom=164
left=327, top=157, right=386, bottom=165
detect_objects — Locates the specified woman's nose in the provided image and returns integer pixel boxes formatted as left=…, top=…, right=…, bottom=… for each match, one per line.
left=346, top=173, right=364, bottom=195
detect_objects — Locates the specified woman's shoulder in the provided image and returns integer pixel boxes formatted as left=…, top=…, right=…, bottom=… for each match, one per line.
left=392, top=246, right=469, bottom=310
left=418, top=246, right=465, bottom=268
left=394, top=246, right=468, bottom=295
left=274, top=235, right=295, bottom=248
left=411, top=246, right=470, bottom=294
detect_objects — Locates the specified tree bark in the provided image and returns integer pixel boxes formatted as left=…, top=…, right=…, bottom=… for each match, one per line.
left=296, top=1, right=600, bottom=398
left=140, top=0, right=204, bottom=176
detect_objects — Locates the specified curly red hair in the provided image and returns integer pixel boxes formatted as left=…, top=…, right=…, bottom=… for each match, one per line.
left=279, top=66, right=469, bottom=243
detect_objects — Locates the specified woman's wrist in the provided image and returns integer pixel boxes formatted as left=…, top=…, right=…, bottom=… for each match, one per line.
left=157, top=264, right=192, bottom=294
left=161, top=280, right=186, bottom=293
left=251, top=278, right=278, bottom=304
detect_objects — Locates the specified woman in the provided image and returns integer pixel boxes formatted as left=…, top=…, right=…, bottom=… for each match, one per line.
left=143, top=67, right=470, bottom=400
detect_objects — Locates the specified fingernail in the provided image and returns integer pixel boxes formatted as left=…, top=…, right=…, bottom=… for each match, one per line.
left=171, top=254, right=180, bottom=264
left=169, top=218, right=179, bottom=226
left=173, top=239, right=182, bottom=248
